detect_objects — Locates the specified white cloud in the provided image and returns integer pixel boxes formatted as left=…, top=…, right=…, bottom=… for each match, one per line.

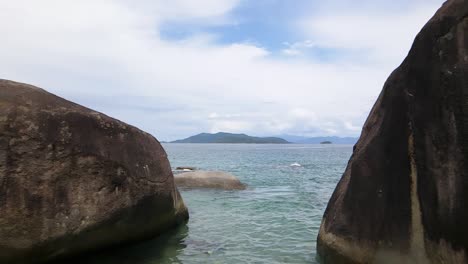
left=344, top=121, right=362, bottom=132
left=154, top=0, right=241, bottom=21
left=210, top=120, right=253, bottom=133
left=282, top=49, right=301, bottom=56
left=282, top=40, right=316, bottom=56
left=299, top=2, right=444, bottom=66
left=0, top=0, right=446, bottom=140
left=208, top=112, right=220, bottom=119
left=289, top=108, right=317, bottom=120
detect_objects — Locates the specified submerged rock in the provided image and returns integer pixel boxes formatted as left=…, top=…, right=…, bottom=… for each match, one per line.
left=318, top=0, right=468, bottom=263
left=0, top=80, right=188, bottom=263
left=175, top=171, right=246, bottom=190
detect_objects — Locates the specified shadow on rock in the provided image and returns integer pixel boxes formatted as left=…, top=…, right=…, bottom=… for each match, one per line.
left=53, top=225, right=189, bottom=264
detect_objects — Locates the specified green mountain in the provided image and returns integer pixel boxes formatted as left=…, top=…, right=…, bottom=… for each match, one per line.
left=171, top=132, right=289, bottom=144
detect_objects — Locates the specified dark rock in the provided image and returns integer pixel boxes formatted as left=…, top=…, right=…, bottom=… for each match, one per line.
left=0, top=80, right=189, bottom=263
left=174, top=171, right=246, bottom=190
left=317, top=0, right=468, bottom=263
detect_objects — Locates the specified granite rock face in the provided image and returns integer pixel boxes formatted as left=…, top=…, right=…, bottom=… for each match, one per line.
left=175, top=171, right=246, bottom=190
left=0, top=80, right=189, bottom=263
left=317, top=0, right=468, bottom=263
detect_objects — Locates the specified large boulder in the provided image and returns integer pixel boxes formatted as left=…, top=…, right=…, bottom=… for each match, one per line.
left=317, top=0, right=468, bottom=263
left=175, top=171, right=246, bottom=190
left=0, top=80, right=189, bottom=263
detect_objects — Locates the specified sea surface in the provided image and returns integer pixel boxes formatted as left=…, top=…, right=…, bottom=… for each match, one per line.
left=75, top=143, right=353, bottom=264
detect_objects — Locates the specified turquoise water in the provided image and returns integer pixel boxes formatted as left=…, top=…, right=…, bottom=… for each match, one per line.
left=74, top=143, right=352, bottom=264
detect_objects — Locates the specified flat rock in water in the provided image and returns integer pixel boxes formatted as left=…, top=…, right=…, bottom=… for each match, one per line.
left=317, top=1, right=468, bottom=263
left=175, top=171, right=246, bottom=190
left=0, top=80, right=188, bottom=264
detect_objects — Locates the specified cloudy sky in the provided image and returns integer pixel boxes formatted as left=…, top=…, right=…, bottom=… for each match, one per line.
left=1, top=0, right=445, bottom=141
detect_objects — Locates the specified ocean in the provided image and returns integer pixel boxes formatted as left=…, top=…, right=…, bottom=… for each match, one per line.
left=75, top=143, right=353, bottom=264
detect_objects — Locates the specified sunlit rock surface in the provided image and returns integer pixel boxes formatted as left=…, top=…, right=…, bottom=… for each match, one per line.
left=175, top=170, right=246, bottom=190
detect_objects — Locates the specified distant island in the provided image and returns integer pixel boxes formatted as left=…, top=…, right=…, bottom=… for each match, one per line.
left=169, top=133, right=359, bottom=144
left=171, top=132, right=289, bottom=144
left=277, top=135, right=358, bottom=144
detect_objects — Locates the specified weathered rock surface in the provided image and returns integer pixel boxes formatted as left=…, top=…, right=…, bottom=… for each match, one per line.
left=317, top=0, right=468, bottom=263
left=0, top=80, right=189, bottom=263
left=174, top=171, right=246, bottom=190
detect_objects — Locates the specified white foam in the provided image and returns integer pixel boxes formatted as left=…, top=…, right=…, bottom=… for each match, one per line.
left=290, top=162, right=302, bottom=167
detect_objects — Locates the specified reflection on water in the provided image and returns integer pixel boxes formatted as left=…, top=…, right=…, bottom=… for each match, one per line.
left=65, top=225, right=189, bottom=264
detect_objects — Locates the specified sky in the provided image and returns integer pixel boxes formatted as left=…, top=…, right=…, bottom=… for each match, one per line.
left=1, top=0, right=446, bottom=141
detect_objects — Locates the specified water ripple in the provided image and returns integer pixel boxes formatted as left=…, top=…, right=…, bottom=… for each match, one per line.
left=73, top=144, right=352, bottom=264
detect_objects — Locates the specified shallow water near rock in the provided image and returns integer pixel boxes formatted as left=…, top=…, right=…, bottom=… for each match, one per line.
left=72, top=143, right=352, bottom=264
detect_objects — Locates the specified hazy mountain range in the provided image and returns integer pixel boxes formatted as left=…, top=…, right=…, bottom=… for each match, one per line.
left=276, top=135, right=358, bottom=144
left=170, top=132, right=358, bottom=144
